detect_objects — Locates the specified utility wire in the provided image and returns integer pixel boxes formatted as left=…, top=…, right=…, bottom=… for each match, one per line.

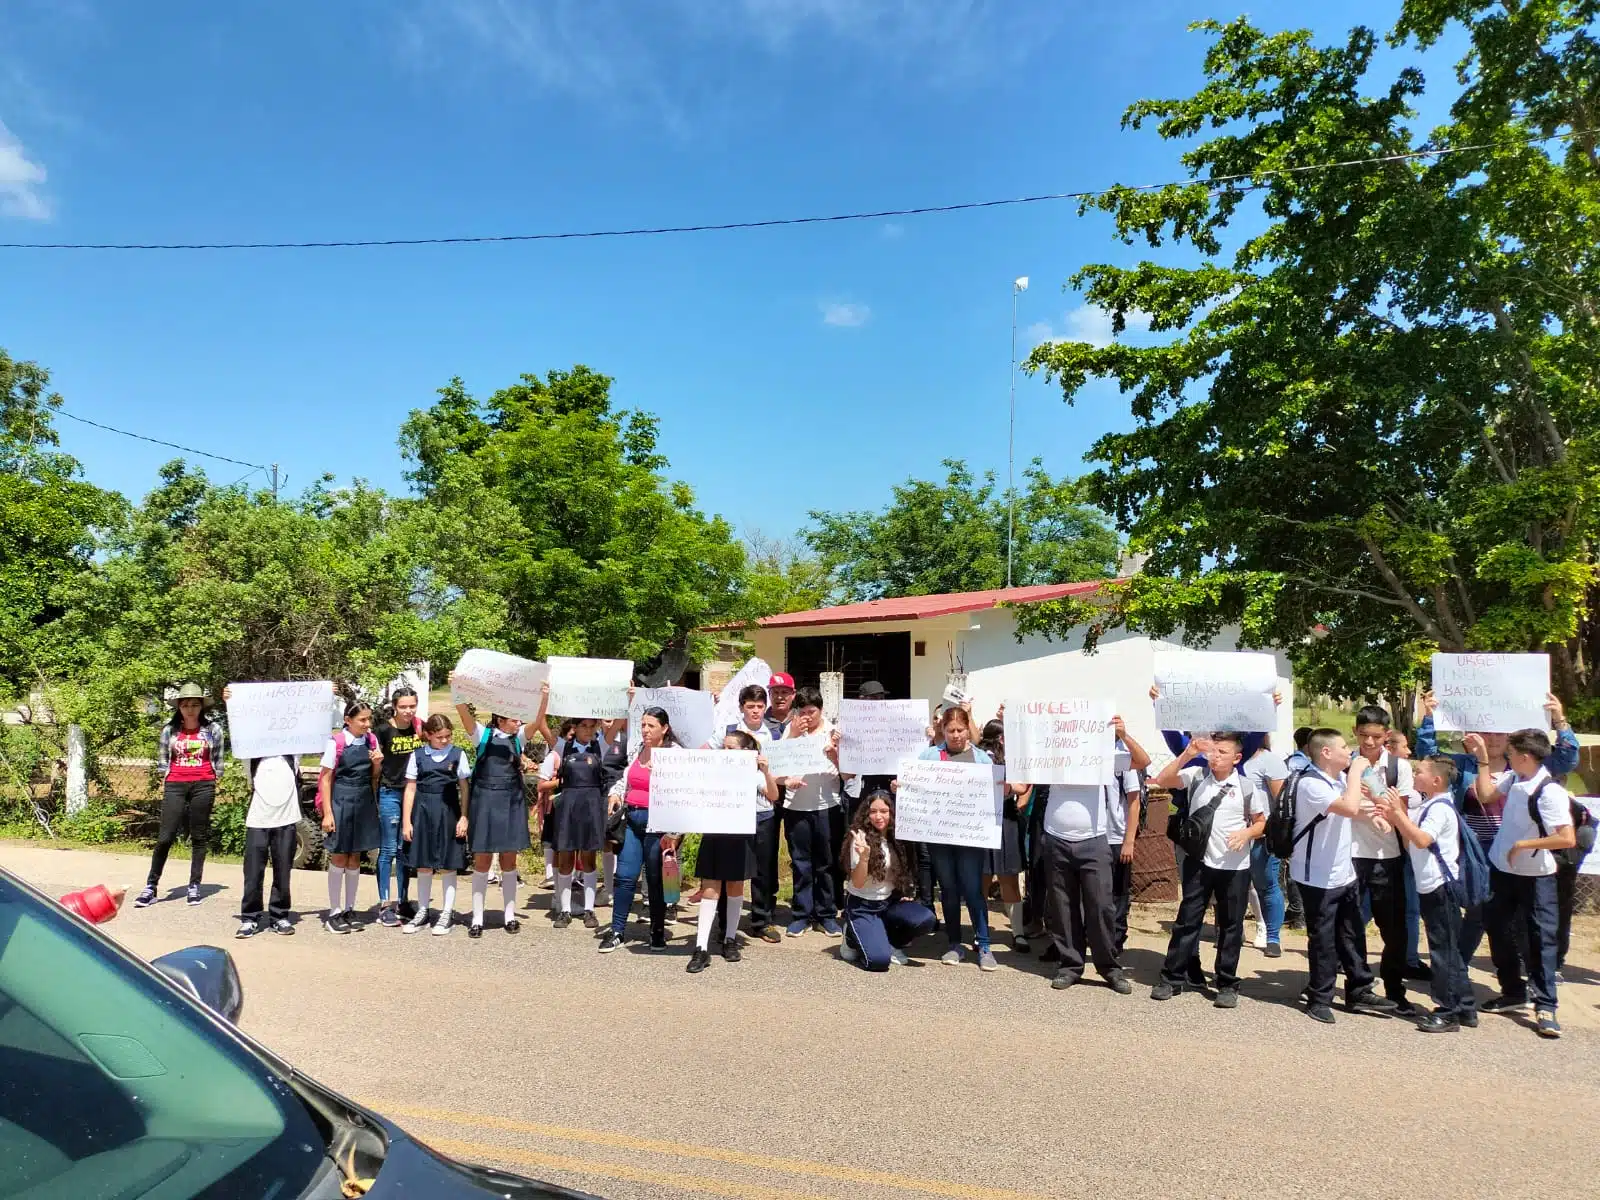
left=2, top=131, right=1589, bottom=252
left=54, top=407, right=268, bottom=470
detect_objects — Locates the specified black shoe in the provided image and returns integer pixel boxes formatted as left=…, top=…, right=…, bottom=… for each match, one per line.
left=1415, top=1012, right=1459, bottom=1033
left=687, top=948, right=712, bottom=973
left=1262, top=942, right=1283, bottom=959
left=1307, top=1004, right=1336, bottom=1025
left=235, top=920, right=260, bottom=939
left=1104, top=969, right=1133, bottom=995
left=1480, top=993, right=1530, bottom=1014
left=1391, top=997, right=1421, bottom=1018
left=582, top=911, right=599, bottom=930
left=1150, top=981, right=1177, bottom=1001
left=1346, top=989, right=1397, bottom=1017
left=1213, top=988, right=1240, bottom=1010
left=649, top=931, right=667, bottom=951
left=468, top=923, right=484, bottom=939
left=323, top=912, right=351, bottom=935
left=397, top=901, right=418, bottom=921
left=598, top=930, right=624, bottom=953
left=344, top=913, right=366, bottom=932
left=1051, top=970, right=1081, bottom=991
left=134, top=886, right=157, bottom=909
left=722, top=939, right=742, bottom=963
left=552, top=912, right=572, bottom=930
left=270, top=918, right=295, bottom=935
left=1404, top=960, right=1433, bottom=983
left=505, top=918, right=521, bottom=934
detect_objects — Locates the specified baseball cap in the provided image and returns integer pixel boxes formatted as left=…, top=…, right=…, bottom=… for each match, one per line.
left=768, top=673, right=796, bottom=691
left=858, top=680, right=888, bottom=698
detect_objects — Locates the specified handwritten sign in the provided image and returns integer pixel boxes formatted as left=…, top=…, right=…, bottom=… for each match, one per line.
left=548, top=656, right=633, bottom=719
left=1153, top=651, right=1277, bottom=733
left=894, top=759, right=1005, bottom=849
left=837, top=699, right=930, bottom=775
left=227, top=681, right=336, bottom=760
left=646, top=749, right=759, bottom=835
left=710, top=657, right=773, bottom=740
left=629, top=687, right=717, bottom=756
left=451, top=649, right=550, bottom=723
left=1431, top=652, right=1550, bottom=733
left=1004, top=698, right=1115, bottom=786
left=763, top=732, right=832, bottom=777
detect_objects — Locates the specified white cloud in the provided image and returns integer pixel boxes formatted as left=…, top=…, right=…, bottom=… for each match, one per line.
left=0, top=119, right=49, bottom=220
left=1028, top=304, right=1151, bottom=348
left=820, top=300, right=870, bottom=327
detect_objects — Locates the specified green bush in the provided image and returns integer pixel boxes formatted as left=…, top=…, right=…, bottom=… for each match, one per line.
left=209, top=797, right=249, bottom=857
left=58, top=801, right=124, bottom=845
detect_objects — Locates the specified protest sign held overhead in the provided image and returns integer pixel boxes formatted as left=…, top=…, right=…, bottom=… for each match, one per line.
left=226, top=681, right=335, bottom=759
left=646, top=749, right=760, bottom=835
left=451, top=650, right=550, bottom=723
left=548, top=656, right=633, bottom=719
left=837, top=698, right=930, bottom=775
left=1431, top=653, right=1550, bottom=733
left=1153, top=651, right=1277, bottom=732
left=894, top=759, right=1005, bottom=849
left=710, top=657, right=773, bottom=737
left=629, top=687, right=717, bottom=755
left=1003, top=698, right=1115, bottom=786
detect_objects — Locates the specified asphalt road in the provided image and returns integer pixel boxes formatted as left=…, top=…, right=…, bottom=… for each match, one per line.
left=8, top=843, right=1600, bottom=1200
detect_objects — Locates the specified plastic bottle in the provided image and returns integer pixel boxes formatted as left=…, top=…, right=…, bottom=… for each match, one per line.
left=661, top=845, right=681, bottom=906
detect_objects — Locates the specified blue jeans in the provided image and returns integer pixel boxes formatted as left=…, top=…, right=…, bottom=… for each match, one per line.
left=377, top=788, right=409, bottom=904
left=611, top=808, right=665, bottom=938
left=925, top=842, right=990, bottom=953
left=843, top=895, right=938, bottom=970
left=1249, top=841, right=1284, bottom=944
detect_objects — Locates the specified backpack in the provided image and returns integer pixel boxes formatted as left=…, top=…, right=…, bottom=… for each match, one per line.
left=332, top=730, right=379, bottom=757
left=1173, top=776, right=1234, bottom=862
left=1524, top=778, right=1592, bottom=868
left=1418, top=798, right=1489, bottom=910
left=1264, top=768, right=1310, bottom=861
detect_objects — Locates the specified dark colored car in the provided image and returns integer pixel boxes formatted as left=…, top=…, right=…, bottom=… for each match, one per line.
left=0, top=866, right=597, bottom=1199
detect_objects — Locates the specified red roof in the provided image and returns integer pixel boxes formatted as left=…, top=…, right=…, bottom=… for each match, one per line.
left=755, top=581, right=1107, bottom=629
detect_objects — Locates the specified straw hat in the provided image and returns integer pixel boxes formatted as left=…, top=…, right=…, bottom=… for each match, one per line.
left=170, top=682, right=207, bottom=702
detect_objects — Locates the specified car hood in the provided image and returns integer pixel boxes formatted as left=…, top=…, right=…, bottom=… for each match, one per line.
left=368, top=1114, right=600, bottom=1199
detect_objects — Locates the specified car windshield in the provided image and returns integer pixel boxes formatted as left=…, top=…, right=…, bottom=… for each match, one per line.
left=0, top=874, right=327, bottom=1198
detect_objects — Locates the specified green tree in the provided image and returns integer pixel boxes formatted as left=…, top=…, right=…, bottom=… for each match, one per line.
left=804, top=459, right=1118, bottom=602
left=1024, top=5, right=1600, bottom=716
left=0, top=350, right=123, bottom=690
left=740, top=531, right=832, bottom=618
left=399, top=367, right=748, bottom=662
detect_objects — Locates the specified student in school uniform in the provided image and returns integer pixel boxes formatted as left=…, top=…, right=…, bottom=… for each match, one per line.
left=534, top=719, right=574, bottom=894
left=1469, top=728, right=1576, bottom=1038
left=400, top=714, right=471, bottom=935
left=720, top=683, right=784, bottom=943
left=781, top=686, right=845, bottom=939
left=451, top=682, right=532, bottom=938
left=839, top=789, right=939, bottom=970
left=1348, top=705, right=1421, bottom=1014
left=318, top=701, right=384, bottom=934
left=1289, top=729, right=1398, bottom=1024
left=226, top=689, right=300, bottom=939
left=1149, top=732, right=1262, bottom=1008
left=543, top=717, right=609, bottom=931
left=1376, top=756, right=1475, bottom=1032
left=688, top=730, right=777, bottom=973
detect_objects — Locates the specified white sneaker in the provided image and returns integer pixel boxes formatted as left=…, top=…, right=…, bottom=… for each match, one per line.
left=890, top=948, right=909, bottom=967
left=1253, top=924, right=1269, bottom=951
left=431, top=913, right=453, bottom=936
left=402, top=911, right=429, bottom=935
left=840, top=941, right=859, bottom=963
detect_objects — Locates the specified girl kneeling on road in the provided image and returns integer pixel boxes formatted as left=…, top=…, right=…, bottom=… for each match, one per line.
left=401, top=714, right=471, bottom=936
left=840, top=790, right=937, bottom=970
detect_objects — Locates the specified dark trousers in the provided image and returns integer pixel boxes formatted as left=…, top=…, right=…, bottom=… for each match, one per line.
left=1417, top=886, right=1473, bottom=1018
left=241, top=823, right=296, bottom=922
left=1557, top=859, right=1578, bottom=969
left=1354, top=855, right=1408, bottom=999
left=1108, top=846, right=1132, bottom=954
left=1023, top=793, right=1049, bottom=931
left=902, top=840, right=936, bottom=908
left=1043, top=833, right=1119, bottom=978
left=784, top=807, right=837, bottom=922
left=1161, top=857, right=1251, bottom=990
left=843, top=894, right=938, bottom=971
left=1485, top=868, right=1559, bottom=1011
left=1299, top=880, right=1375, bottom=1007
left=147, top=779, right=217, bottom=888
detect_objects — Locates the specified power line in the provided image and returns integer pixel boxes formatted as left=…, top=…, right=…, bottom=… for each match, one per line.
left=2, top=131, right=1589, bottom=253
left=54, top=407, right=268, bottom=470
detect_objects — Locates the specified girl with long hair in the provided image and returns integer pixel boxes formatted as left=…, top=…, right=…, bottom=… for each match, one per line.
left=600, top=706, right=679, bottom=953
left=452, top=683, right=532, bottom=938
left=839, top=790, right=937, bottom=970
left=687, top=730, right=776, bottom=973
left=400, top=713, right=471, bottom=935
left=542, top=716, right=608, bottom=931
left=318, top=700, right=384, bottom=934
left=135, top=682, right=227, bottom=909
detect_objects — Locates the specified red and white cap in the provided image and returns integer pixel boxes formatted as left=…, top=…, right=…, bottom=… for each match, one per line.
left=767, top=672, right=796, bottom=690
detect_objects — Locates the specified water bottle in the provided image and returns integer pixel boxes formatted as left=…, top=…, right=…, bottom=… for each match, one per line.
left=661, top=845, right=681, bottom=906
left=1361, top=765, right=1386, bottom=799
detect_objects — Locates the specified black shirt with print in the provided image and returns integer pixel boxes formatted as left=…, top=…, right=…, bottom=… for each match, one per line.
left=376, top=719, right=425, bottom=790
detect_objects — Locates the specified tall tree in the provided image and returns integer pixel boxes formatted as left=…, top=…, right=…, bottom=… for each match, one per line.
left=1025, top=5, right=1600, bottom=715
left=804, top=459, right=1118, bottom=602
left=399, top=367, right=748, bottom=662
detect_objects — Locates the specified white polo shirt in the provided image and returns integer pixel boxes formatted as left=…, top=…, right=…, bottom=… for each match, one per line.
left=1289, top=767, right=1356, bottom=890
left=1489, top=767, right=1572, bottom=877
left=1349, top=750, right=1411, bottom=860
left=1180, top=766, right=1260, bottom=872
left=1406, top=793, right=1461, bottom=896
left=1044, top=783, right=1106, bottom=842
left=1105, top=746, right=1141, bottom=845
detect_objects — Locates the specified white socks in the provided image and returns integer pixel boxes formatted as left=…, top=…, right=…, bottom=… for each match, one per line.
left=327, top=866, right=344, bottom=912
left=581, top=871, right=597, bottom=914
left=416, top=872, right=434, bottom=912
left=344, top=866, right=360, bottom=913
left=501, top=868, right=519, bottom=919
left=545, top=859, right=555, bottom=883
left=557, top=873, right=573, bottom=915
left=471, top=870, right=488, bottom=925
left=440, top=872, right=457, bottom=916
left=724, top=894, right=744, bottom=940
left=696, top=896, right=718, bottom=950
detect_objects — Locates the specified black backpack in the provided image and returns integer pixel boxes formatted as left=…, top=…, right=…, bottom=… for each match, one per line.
left=1525, top=780, right=1595, bottom=868
left=1264, top=768, right=1311, bottom=862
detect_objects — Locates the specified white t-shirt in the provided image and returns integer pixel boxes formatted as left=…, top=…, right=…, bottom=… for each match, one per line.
left=1244, top=749, right=1289, bottom=800
left=1348, top=751, right=1412, bottom=860
left=246, top=757, right=300, bottom=829
left=1407, top=793, right=1461, bottom=895
left=846, top=840, right=895, bottom=901
left=405, top=746, right=472, bottom=781
left=1105, top=746, right=1140, bottom=845
left=1289, top=767, right=1356, bottom=890
left=1489, top=768, right=1572, bottom=877
left=785, top=765, right=841, bottom=812
left=1043, top=783, right=1105, bottom=841
left=1180, top=766, right=1260, bottom=872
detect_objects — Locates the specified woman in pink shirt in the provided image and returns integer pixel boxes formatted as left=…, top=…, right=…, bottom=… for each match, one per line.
left=599, top=707, right=679, bottom=953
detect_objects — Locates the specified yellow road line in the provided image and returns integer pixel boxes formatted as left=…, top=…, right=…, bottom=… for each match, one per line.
left=426, top=1136, right=826, bottom=1200
left=374, top=1101, right=1052, bottom=1200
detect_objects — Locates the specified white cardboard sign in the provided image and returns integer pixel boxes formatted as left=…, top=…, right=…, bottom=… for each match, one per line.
left=837, top=698, right=930, bottom=775
left=1003, top=698, right=1116, bottom=786
left=710, top=657, right=774, bottom=740
left=450, top=649, right=550, bottom=723
left=548, top=656, right=633, bottom=720
left=226, top=680, right=336, bottom=760
left=894, top=759, right=1005, bottom=849
left=628, top=687, right=717, bottom=756
left=646, top=748, right=759, bottom=835
left=1430, top=653, right=1550, bottom=733
left=1153, top=651, right=1277, bottom=733
left=762, top=732, right=833, bottom=778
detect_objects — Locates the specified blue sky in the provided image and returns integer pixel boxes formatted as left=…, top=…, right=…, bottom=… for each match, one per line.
left=2, top=0, right=1450, bottom=541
